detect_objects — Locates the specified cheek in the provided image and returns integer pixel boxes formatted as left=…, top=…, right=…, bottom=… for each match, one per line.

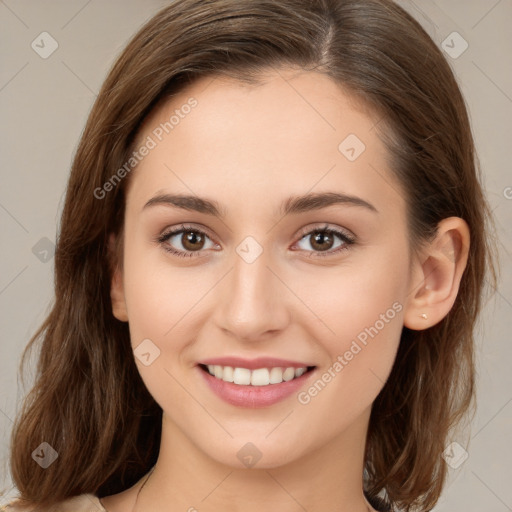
left=121, top=246, right=206, bottom=413
left=122, top=238, right=206, bottom=345
left=121, top=241, right=225, bottom=405
left=295, top=245, right=408, bottom=346
left=291, top=246, right=408, bottom=408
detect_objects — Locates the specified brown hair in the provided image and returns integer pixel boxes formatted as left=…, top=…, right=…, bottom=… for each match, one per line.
left=7, top=0, right=497, bottom=510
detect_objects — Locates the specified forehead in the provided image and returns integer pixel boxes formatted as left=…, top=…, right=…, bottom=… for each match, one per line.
left=127, top=69, right=404, bottom=220
left=137, top=69, right=380, bottom=152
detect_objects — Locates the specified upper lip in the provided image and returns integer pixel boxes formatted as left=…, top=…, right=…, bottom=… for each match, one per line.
left=198, top=356, right=315, bottom=370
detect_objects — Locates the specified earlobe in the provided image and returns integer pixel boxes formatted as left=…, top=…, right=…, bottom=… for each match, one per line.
left=108, top=233, right=129, bottom=322
left=403, top=217, right=470, bottom=330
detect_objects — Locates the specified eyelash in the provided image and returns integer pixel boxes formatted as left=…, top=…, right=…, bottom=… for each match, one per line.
left=156, top=223, right=356, bottom=259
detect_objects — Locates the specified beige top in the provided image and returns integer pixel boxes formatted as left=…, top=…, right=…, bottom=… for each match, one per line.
left=1, top=494, right=107, bottom=512
left=3, top=493, right=389, bottom=511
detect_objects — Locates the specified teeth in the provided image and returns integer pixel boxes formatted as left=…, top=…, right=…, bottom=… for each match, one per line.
left=223, top=366, right=234, bottom=382
left=251, top=368, right=269, bottom=386
left=233, top=367, right=251, bottom=385
left=295, top=367, right=306, bottom=377
left=269, top=367, right=283, bottom=384
left=205, top=365, right=309, bottom=386
left=283, top=367, right=295, bottom=381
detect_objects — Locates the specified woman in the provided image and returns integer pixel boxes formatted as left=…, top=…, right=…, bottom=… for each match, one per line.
left=3, top=0, right=497, bottom=511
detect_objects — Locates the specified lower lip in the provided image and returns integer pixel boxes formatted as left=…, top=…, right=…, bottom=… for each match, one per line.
left=197, top=366, right=315, bottom=408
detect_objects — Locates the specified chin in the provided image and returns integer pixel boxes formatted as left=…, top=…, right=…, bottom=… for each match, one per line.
left=198, top=435, right=310, bottom=471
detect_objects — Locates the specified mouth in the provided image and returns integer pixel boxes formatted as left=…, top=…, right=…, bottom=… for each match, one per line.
left=196, top=358, right=317, bottom=408
left=198, top=363, right=316, bottom=386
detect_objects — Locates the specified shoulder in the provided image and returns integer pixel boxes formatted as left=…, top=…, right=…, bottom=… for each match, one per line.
left=1, top=494, right=106, bottom=512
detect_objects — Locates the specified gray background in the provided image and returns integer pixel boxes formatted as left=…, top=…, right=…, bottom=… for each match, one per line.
left=0, top=1, right=511, bottom=509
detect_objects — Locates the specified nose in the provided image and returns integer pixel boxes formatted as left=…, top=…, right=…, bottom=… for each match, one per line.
left=212, top=245, right=291, bottom=342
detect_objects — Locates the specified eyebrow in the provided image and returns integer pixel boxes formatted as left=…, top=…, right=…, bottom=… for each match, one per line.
left=142, top=191, right=378, bottom=217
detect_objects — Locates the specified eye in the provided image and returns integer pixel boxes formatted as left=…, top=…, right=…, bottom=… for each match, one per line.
left=157, top=224, right=218, bottom=258
left=292, top=224, right=355, bottom=258
left=156, top=223, right=355, bottom=259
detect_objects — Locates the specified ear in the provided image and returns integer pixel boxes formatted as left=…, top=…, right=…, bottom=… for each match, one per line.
left=403, top=217, right=470, bottom=330
left=108, top=233, right=129, bottom=322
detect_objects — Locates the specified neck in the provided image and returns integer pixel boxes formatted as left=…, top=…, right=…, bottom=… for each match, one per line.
left=135, top=408, right=374, bottom=512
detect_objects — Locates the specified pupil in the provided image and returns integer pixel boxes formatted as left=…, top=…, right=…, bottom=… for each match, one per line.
left=312, top=231, right=332, bottom=251
left=184, top=231, right=203, bottom=250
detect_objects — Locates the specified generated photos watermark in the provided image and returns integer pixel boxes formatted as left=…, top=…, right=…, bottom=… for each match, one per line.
left=297, top=301, right=403, bottom=405
left=94, top=97, right=198, bottom=200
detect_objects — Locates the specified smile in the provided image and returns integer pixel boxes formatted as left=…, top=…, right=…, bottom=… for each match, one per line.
left=197, top=359, right=317, bottom=408
left=200, top=364, right=314, bottom=386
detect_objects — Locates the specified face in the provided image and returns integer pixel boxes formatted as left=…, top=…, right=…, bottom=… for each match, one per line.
left=111, top=68, right=418, bottom=469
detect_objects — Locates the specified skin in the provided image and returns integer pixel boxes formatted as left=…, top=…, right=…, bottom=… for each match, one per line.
left=103, top=68, right=469, bottom=512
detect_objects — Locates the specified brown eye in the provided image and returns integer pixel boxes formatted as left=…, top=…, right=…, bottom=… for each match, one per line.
left=309, top=231, right=335, bottom=251
left=158, top=225, right=217, bottom=257
left=294, top=226, right=355, bottom=258
left=181, top=230, right=206, bottom=251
